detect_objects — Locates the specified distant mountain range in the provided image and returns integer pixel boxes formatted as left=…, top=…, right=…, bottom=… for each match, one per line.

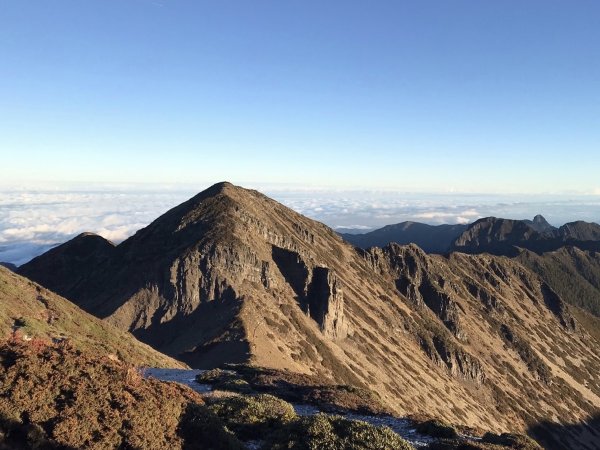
left=341, top=215, right=600, bottom=323
left=0, top=261, right=17, bottom=271
left=16, top=182, right=600, bottom=448
left=452, top=216, right=600, bottom=256
left=340, top=222, right=468, bottom=253
left=341, top=214, right=600, bottom=256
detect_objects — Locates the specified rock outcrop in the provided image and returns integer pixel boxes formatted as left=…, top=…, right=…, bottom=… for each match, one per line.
left=527, top=214, right=555, bottom=234
left=365, top=244, right=466, bottom=341
left=272, top=247, right=347, bottom=339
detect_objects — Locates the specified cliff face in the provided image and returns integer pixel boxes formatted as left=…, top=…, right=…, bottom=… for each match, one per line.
left=18, top=183, right=600, bottom=446
left=271, top=247, right=347, bottom=339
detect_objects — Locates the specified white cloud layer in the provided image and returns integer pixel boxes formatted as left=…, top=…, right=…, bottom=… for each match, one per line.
left=0, top=189, right=196, bottom=266
left=1, top=187, right=599, bottom=266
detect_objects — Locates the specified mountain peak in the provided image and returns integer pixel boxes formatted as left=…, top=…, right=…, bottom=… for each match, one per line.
left=182, top=181, right=242, bottom=206
left=132, top=182, right=256, bottom=242
left=201, top=181, right=236, bottom=195
left=529, top=214, right=555, bottom=234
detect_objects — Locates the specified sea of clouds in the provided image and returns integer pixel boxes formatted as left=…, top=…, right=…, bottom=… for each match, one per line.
left=1, top=185, right=599, bottom=266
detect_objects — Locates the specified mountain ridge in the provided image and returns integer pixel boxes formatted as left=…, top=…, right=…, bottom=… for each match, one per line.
left=341, top=214, right=600, bottom=257
left=452, top=216, right=600, bottom=256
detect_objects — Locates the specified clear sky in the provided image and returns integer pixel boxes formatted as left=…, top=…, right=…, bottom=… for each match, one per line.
left=1, top=1, right=599, bottom=193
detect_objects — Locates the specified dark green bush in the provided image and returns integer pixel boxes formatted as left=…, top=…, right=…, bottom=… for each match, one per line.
left=481, top=432, right=542, bottom=450
left=13, top=317, right=28, bottom=328
left=197, top=369, right=254, bottom=394
left=178, top=403, right=244, bottom=450
left=416, top=419, right=459, bottom=439
left=198, top=365, right=388, bottom=414
left=265, top=413, right=414, bottom=450
left=208, top=394, right=296, bottom=440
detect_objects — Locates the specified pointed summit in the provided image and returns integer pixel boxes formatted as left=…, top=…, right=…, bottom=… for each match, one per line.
left=19, top=182, right=349, bottom=364
left=532, top=214, right=553, bottom=232
left=530, top=214, right=555, bottom=234
left=184, top=181, right=239, bottom=203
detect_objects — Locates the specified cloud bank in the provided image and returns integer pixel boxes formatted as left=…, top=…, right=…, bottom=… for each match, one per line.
left=0, top=189, right=195, bottom=266
left=272, top=191, right=600, bottom=231
left=1, top=187, right=599, bottom=266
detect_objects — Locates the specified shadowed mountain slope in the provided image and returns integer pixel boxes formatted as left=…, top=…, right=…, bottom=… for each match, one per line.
left=0, top=266, right=184, bottom=368
left=528, top=414, right=600, bottom=450
left=18, top=183, right=600, bottom=446
left=341, top=214, right=600, bottom=257
left=558, top=220, right=600, bottom=241
left=516, top=247, right=600, bottom=318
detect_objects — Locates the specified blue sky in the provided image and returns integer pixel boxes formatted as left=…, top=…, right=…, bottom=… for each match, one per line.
left=1, top=0, right=599, bottom=193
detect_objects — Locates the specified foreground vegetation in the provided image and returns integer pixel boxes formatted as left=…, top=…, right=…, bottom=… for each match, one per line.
left=197, top=365, right=390, bottom=415
left=0, top=339, right=419, bottom=449
left=0, top=338, right=204, bottom=449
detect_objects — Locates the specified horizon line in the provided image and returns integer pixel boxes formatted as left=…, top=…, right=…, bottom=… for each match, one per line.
left=1, top=179, right=600, bottom=197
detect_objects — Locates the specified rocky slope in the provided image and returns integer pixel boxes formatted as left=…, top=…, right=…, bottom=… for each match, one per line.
left=18, top=182, right=600, bottom=448
left=0, top=266, right=184, bottom=368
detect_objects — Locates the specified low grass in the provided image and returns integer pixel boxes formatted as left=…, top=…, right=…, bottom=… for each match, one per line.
left=0, top=266, right=182, bottom=368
